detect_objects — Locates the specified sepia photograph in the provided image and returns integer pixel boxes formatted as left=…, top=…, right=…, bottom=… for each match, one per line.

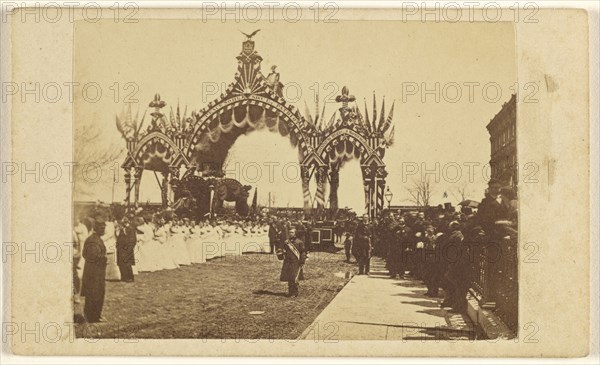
left=71, top=19, right=518, bottom=341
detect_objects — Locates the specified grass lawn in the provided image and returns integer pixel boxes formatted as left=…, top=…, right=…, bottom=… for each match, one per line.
left=75, top=248, right=354, bottom=339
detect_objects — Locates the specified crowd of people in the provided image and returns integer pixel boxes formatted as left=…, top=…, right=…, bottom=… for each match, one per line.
left=336, top=180, right=518, bottom=314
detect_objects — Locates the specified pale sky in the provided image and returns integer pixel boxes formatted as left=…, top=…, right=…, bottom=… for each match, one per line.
left=74, top=20, right=516, bottom=213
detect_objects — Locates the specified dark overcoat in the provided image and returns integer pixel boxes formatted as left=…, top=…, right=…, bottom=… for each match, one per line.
left=116, top=225, right=137, bottom=265
left=279, top=237, right=307, bottom=282
left=352, top=234, right=371, bottom=259
left=444, top=230, right=468, bottom=286
left=268, top=224, right=278, bottom=245
left=389, top=226, right=412, bottom=258
left=81, top=233, right=107, bottom=299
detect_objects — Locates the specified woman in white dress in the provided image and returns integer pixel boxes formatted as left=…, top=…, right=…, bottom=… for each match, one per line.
left=188, top=220, right=203, bottom=264
left=223, top=222, right=238, bottom=256
left=134, top=217, right=153, bottom=272
left=170, top=219, right=192, bottom=266
left=261, top=222, right=271, bottom=252
left=183, top=219, right=194, bottom=262
left=193, top=222, right=205, bottom=263
left=155, top=217, right=179, bottom=270
left=202, top=221, right=223, bottom=260
left=103, top=218, right=121, bottom=281
left=250, top=221, right=264, bottom=253
left=198, top=221, right=211, bottom=262
left=239, top=222, right=251, bottom=254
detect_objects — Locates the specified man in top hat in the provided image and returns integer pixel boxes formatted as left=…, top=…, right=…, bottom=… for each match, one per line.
left=81, top=216, right=108, bottom=323
left=278, top=224, right=307, bottom=297
left=116, top=214, right=137, bottom=283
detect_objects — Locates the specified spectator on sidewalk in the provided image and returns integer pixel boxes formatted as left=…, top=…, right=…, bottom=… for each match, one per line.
left=422, top=225, right=439, bottom=296
left=440, top=221, right=466, bottom=311
left=352, top=222, right=372, bottom=275
left=389, top=218, right=412, bottom=278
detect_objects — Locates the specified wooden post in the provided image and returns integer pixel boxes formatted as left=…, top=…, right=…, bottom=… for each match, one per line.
left=134, top=167, right=142, bottom=207
left=124, top=167, right=132, bottom=206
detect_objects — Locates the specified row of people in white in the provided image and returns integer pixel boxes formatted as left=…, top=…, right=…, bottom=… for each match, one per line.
left=133, top=219, right=271, bottom=273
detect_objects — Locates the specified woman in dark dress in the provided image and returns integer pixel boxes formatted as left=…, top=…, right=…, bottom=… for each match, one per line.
left=81, top=218, right=108, bottom=323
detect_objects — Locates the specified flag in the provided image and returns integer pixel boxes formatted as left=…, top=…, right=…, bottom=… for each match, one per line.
left=443, top=191, right=448, bottom=198
left=251, top=187, right=258, bottom=213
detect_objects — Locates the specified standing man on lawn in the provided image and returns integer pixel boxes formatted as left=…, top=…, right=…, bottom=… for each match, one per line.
left=277, top=225, right=307, bottom=298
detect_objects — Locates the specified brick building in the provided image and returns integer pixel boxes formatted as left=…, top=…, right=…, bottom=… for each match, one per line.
left=486, top=94, right=517, bottom=188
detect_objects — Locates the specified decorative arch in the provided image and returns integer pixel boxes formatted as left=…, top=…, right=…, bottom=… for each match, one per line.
left=116, top=33, right=395, bottom=219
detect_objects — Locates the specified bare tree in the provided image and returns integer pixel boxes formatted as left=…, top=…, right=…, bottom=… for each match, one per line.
left=73, top=123, right=124, bottom=196
left=405, top=176, right=435, bottom=207
left=450, top=181, right=471, bottom=203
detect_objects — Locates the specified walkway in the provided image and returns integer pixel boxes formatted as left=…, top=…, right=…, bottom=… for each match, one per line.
left=299, top=257, right=478, bottom=341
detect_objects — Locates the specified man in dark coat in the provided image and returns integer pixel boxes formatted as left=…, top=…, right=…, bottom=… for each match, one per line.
left=268, top=218, right=278, bottom=254
left=422, top=225, right=439, bottom=296
left=278, top=225, right=307, bottom=297
left=81, top=218, right=108, bottom=323
left=389, top=218, right=413, bottom=278
left=343, top=232, right=353, bottom=262
left=476, top=181, right=511, bottom=235
left=116, top=215, right=137, bottom=282
left=352, top=222, right=372, bottom=275
left=383, top=215, right=398, bottom=268
left=440, top=221, right=467, bottom=311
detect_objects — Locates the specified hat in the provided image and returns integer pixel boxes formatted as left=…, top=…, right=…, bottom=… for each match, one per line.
left=92, top=214, right=107, bottom=224
left=488, top=179, right=502, bottom=188
left=449, top=221, right=460, bottom=230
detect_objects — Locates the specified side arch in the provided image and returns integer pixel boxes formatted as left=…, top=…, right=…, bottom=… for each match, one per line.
left=132, top=132, right=189, bottom=172
left=317, top=128, right=387, bottom=219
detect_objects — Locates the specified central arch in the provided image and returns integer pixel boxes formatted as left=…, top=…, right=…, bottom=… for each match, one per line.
left=184, top=95, right=312, bottom=171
